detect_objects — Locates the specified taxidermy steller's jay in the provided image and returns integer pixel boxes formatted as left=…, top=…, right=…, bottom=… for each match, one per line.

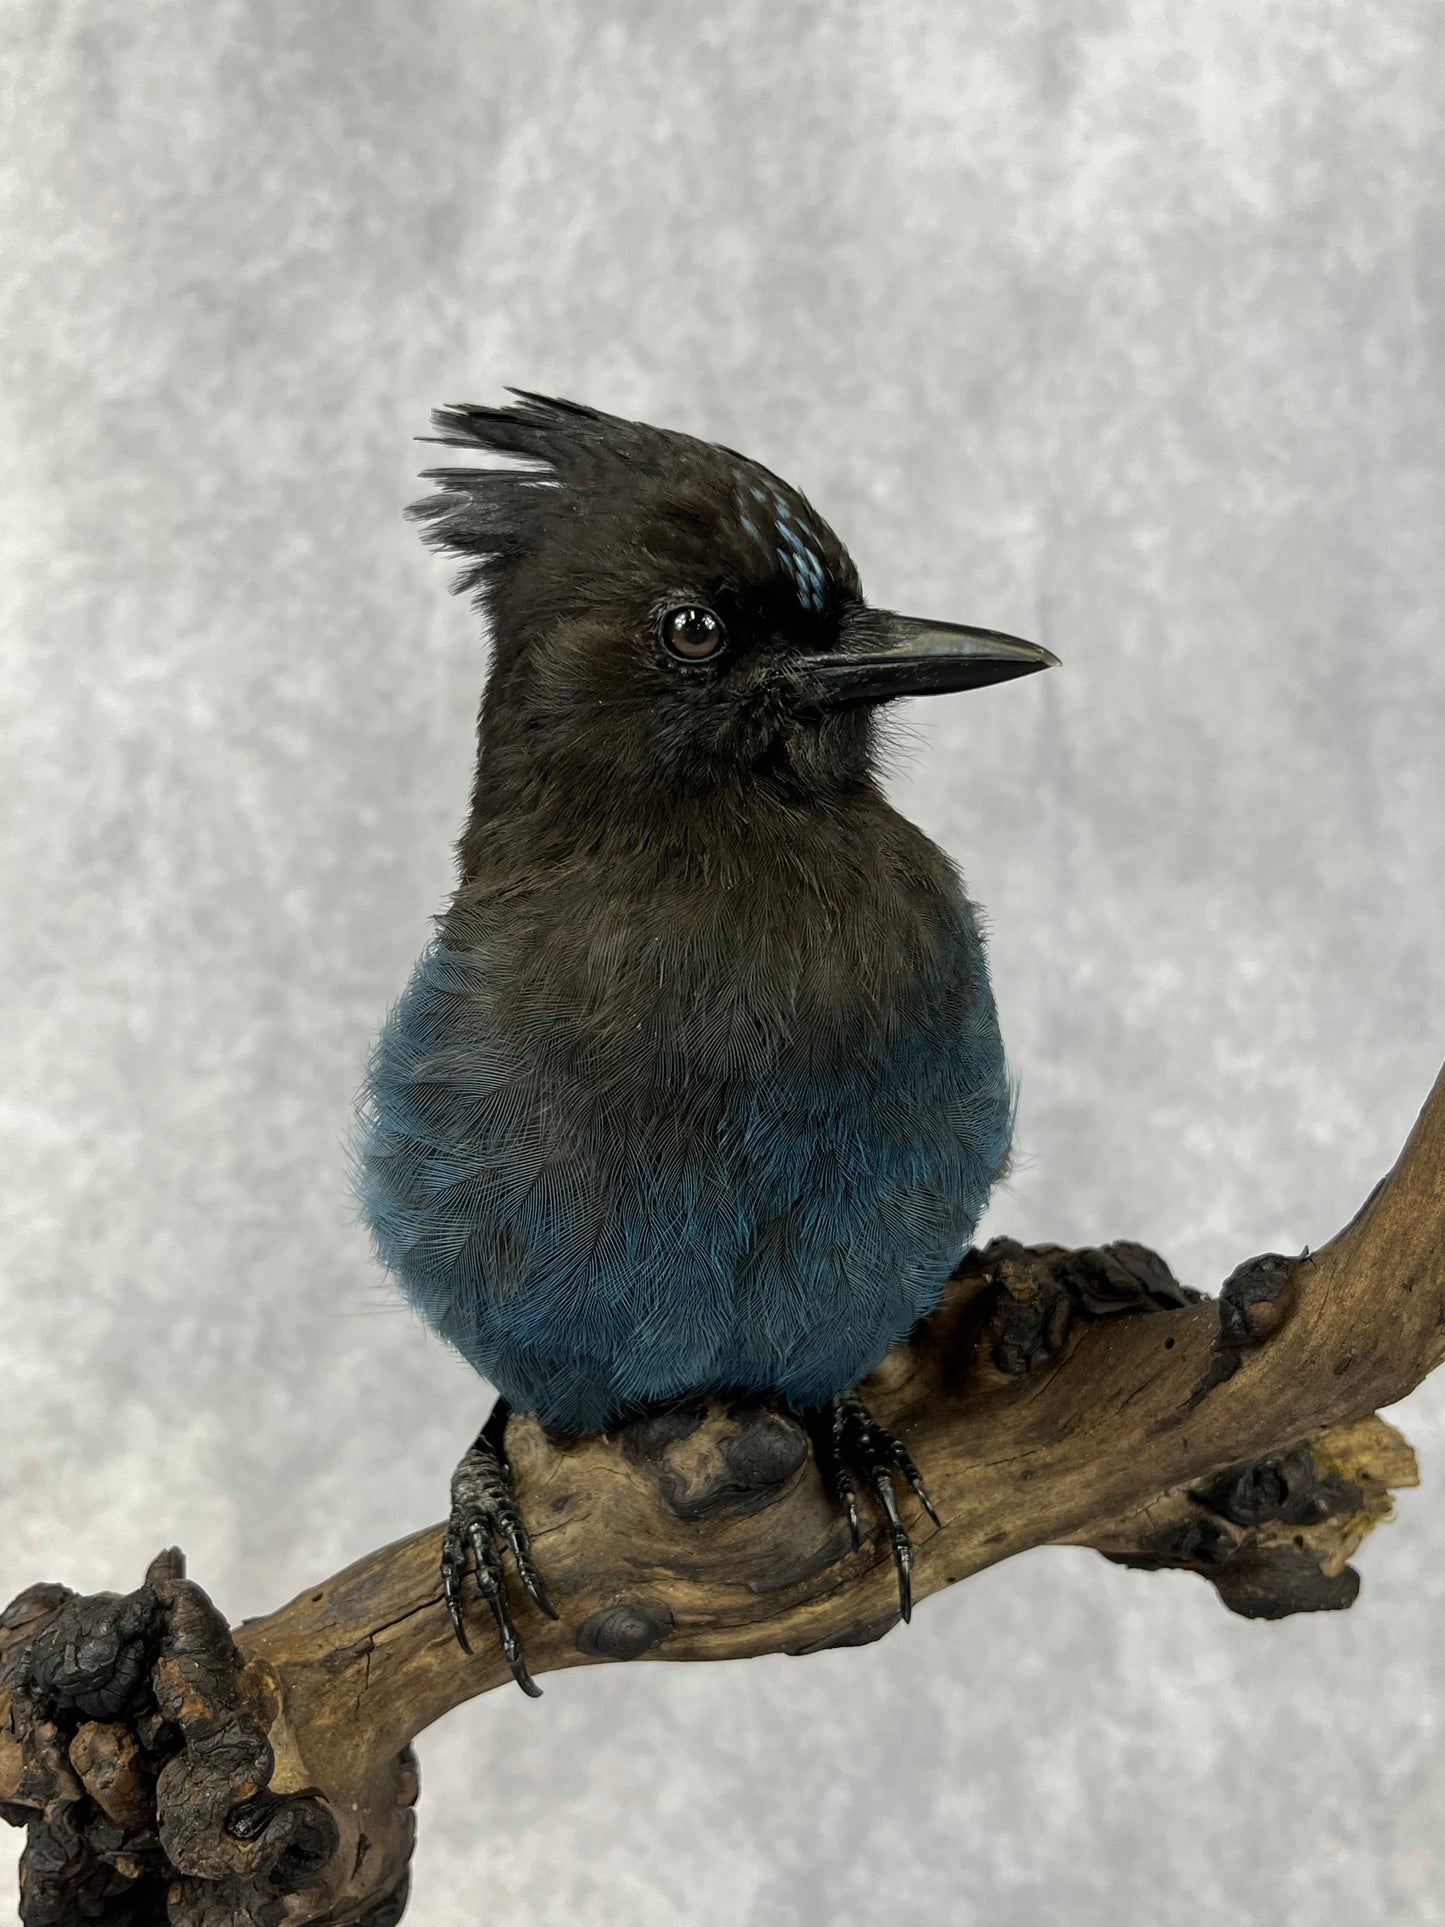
left=357, top=394, right=1056, bottom=1693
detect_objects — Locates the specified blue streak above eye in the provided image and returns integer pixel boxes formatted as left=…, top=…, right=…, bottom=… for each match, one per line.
left=732, top=475, right=830, bottom=612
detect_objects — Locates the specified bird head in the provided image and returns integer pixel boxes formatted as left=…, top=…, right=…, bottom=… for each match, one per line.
left=412, top=392, right=1056, bottom=823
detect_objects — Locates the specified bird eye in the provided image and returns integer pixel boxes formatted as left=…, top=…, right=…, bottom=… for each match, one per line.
left=659, top=605, right=726, bottom=663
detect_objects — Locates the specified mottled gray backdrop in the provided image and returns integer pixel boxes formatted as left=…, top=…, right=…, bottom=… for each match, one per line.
left=3, top=3, right=1443, bottom=1922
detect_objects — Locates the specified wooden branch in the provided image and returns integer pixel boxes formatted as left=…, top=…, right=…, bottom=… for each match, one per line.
left=2, top=1063, right=1441, bottom=1925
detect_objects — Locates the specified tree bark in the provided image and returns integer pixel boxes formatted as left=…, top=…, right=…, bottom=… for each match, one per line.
left=2, top=1062, right=1441, bottom=1925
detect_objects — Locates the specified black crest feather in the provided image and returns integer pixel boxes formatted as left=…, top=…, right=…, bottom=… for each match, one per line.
left=410, top=390, right=707, bottom=606
left=407, top=390, right=858, bottom=623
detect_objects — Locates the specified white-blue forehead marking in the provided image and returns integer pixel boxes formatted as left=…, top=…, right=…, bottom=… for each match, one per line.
left=733, top=476, right=829, bottom=614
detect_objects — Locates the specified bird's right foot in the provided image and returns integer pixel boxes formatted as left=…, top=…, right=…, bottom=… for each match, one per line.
left=810, top=1391, right=940, bottom=1623
left=441, top=1400, right=557, bottom=1697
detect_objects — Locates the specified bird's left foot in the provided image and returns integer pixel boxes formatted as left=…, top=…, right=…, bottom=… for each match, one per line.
left=811, top=1392, right=940, bottom=1622
left=442, top=1401, right=558, bottom=1697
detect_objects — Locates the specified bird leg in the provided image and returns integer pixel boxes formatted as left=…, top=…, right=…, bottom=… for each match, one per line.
left=441, top=1399, right=557, bottom=1697
left=809, top=1391, right=940, bottom=1622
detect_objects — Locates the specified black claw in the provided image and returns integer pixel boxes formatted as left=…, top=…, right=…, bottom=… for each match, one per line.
left=881, top=1527, right=912, bottom=1619
left=498, top=1513, right=559, bottom=1621
left=892, top=1531, right=914, bottom=1623
left=894, top=1443, right=941, bottom=1529
left=861, top=1451, right=911, bottom=1620
left=812, top=1392, right=938, bottom=1622
left=838, top=1473, right=863, bottom=1551
left=442, top=1403, right=552, bottom=1696
left=478, top=1564, right=542, bottom=1698
left=510, top=1653, right=543, bottom=1699
left=441, top=1522, right=474, bottom=1654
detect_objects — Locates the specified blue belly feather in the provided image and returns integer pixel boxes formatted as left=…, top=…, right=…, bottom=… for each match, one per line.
left=357, top=896, right=1012, bottom=1435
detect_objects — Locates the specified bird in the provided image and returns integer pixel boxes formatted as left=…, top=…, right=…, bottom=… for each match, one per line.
left=356, top=392, right=1057, bottom=1693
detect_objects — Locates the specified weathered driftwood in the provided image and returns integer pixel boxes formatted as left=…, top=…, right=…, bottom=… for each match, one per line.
left=1, top=1062, right=1440, bottom=1925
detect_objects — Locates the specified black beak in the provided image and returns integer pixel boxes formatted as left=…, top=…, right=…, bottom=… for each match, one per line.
left=787, top=610, right=1059, bottom=712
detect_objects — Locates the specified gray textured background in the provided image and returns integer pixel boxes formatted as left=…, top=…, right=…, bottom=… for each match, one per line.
left=3, top=3, right=1443, bottom=1922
